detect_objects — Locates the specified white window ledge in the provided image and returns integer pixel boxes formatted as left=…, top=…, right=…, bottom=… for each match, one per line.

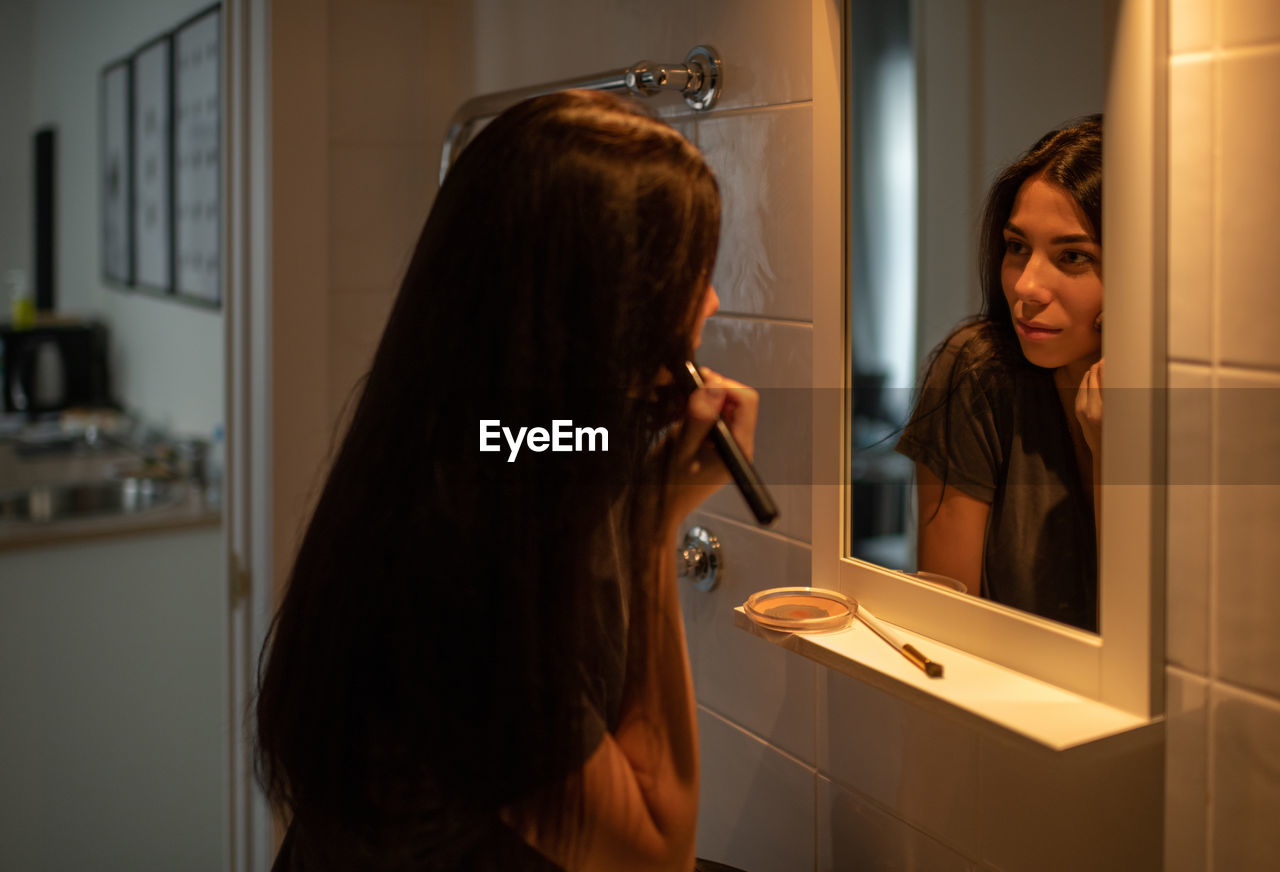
left=733, top=606, right=1162, bottom=751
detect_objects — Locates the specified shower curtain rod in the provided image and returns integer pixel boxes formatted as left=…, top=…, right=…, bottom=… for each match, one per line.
left=438, top=45, right=723, bottom=183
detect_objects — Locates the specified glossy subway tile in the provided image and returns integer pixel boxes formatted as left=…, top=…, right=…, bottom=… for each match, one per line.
left=817, top=776, right=978, bottom=872
left=1164, top=668, right=1209, bottom=872
left=696, top=707, right=816, bottom=872
left=684, top=511, right=816, bottom=762
left=1210, top=684, right=1280, bottom=871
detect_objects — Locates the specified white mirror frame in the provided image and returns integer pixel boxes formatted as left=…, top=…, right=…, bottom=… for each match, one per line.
left=812, top=0, right=1165, bottom=718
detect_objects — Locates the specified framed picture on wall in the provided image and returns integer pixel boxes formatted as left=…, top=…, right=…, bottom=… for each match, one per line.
left=131, top=34, right=173, bottom=293
left=173, top=5, right=221, bottom=306
left=100, top=58, right=132, bottom=285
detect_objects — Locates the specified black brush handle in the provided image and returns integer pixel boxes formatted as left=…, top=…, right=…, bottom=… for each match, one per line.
left=681, top=361, right=779, bottom=526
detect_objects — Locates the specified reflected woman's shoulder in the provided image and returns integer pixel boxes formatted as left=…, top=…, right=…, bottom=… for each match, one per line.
left=928, top=320, right=1002, bottom=374
left=943, top=320, right=999, bottom=356
left=914, top=321, right=1026, bottom=412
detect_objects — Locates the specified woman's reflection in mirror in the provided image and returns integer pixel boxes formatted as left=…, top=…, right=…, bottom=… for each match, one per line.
left=895, top=115, right=1103, bottom=631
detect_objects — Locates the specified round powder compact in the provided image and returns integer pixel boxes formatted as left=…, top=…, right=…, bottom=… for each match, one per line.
left=744, top=586, right=856, bottom=633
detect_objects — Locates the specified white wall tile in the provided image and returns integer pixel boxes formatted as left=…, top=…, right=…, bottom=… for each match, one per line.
left=1170, top=0, right=1213, bottom=54
left=1219, top=0, right=1280, bottom=49
left=696, top=708, right=816, bottom=872
left=818, top=776, right=978, bottom=872
left=977, top=734, right=1163, bottom=871
left=1214, top=369, right=1280, bottom=697
left=1164, top=668, right=1208, bottom=872
left=1211, top=686, right=1280, bottom=871
left=328, top=143, right=432, bottom=294
left=697, top=317, right=813, bottom=542
left=697, top=475, right=811, bottom=549
left=694, top=0, right=812, bottom=111
left=818, top=670, right=982, bottom=858
left=1168, top=60, right=1213, bottom=363
left=684, top=513, right=816, bottom=762
left=469, top=0, right=694, bottom=112
left=697, top=104, right=814, bottom=322
left=1166, top=363, right=1212, bottom=673
left=1217, top=50, right=1280, bottom=369
left=328, top=1, right=431, bottom=144
left=1164, top=6, right=1280, bottom=872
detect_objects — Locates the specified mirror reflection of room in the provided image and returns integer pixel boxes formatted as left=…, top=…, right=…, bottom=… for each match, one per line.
left=847, top=0, right=1108, bottom=631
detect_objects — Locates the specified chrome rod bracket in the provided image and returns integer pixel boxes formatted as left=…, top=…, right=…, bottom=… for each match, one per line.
left=440, top=45, right=724, bottom=183
left=626, top=45, right=723, bottom=111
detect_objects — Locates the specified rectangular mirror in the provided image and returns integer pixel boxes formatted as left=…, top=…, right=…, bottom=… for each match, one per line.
left=815, top=0, right=1165, bottom=716
left=848, top=0, right=1109, bottom=626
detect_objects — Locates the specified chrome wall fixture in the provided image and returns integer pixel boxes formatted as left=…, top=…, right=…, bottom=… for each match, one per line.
left=438, top=45, right=723, bottom=183
left=677, top=525, right=721, bottom=592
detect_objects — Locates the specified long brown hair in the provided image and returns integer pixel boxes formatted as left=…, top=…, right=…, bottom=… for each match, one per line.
left=255, top=90, right=720, bottom=867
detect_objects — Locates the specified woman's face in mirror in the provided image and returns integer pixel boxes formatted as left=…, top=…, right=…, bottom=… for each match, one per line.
left=1001, top=176, right=1103, bottom=373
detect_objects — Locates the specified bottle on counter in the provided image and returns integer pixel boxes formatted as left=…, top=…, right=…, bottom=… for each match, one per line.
left=7, top=269, right=35, bottom=330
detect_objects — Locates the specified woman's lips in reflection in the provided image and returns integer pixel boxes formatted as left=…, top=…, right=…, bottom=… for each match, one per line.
left=1015, top=318, right=1062, bottom=340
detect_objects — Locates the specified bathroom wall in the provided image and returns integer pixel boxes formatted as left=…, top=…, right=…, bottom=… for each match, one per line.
left=1163, top=0, right=1280, bottom=868
left=264, top=0, right=459, bottom=590
left=23, top=0, right=223, bottom=436
left=674, top=1, right=1161, bottom=868
left=318, top=1, right=459, bottom=430
left=264, top=0, right=1280, bottom=869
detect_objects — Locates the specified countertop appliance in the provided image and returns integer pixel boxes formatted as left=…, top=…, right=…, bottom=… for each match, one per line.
left=0, top=320, right=112, bottom=414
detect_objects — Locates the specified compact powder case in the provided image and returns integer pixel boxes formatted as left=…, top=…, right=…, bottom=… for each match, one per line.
left=744, top=586, right=856, bottom=633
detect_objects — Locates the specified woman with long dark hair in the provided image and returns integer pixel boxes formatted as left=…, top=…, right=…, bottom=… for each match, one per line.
left=895, top=115, right=1103, bottom=631
left=256, top=90, right=756, bottom=871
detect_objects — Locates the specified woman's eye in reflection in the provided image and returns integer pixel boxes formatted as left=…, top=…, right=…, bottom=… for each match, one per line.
left=1059, top=249, right=1096, bottom=268
left=1003, top=237, right=1029, bottom=256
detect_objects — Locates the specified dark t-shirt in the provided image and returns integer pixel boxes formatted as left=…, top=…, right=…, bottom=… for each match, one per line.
left=271, top=526, right=630, bottom=872
left=895, top=324, right=1098, bottom=631
left=271, top=814, right=565, bottom=872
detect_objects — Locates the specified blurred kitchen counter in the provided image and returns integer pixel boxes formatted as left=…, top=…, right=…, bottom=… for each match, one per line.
left=0, top=439, right=221, bottom=554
